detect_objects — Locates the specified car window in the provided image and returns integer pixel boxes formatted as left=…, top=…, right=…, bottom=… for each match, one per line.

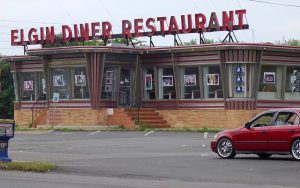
left=250, top=112, right=276, bottom=128
left=274, top=112, right=300, bottom=126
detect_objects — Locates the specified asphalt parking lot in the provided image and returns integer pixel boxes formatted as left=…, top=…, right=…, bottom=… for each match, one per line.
left=1, top=131, right=300, bottom=188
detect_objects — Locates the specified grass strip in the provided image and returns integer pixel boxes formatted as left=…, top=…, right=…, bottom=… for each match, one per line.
left=0, top=162, right=57, bottom=173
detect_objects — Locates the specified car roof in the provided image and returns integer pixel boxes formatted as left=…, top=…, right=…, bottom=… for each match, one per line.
left=266, top=108, right=300, bottom=115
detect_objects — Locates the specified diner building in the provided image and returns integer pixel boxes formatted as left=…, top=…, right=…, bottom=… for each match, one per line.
left=4, top=43, right=300, bottom=129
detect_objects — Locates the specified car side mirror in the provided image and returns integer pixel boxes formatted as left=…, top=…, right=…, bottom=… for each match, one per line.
left=245, top=122, right=251, bottom=129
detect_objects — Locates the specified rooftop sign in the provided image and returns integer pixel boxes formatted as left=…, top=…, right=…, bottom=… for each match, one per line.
left=11, top=9, right=248, bottom=46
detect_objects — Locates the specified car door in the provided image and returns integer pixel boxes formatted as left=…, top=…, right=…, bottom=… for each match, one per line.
left=236, top=112, right=276, bottom=151
left=268, top=111, right=300, bottom=151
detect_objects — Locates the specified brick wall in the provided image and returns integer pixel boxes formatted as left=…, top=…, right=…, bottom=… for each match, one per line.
left=14, top=108, right=135, bottom=129
left=15, top=108, right=262, bottom=129
left=157, top=109, right=263, bottom=129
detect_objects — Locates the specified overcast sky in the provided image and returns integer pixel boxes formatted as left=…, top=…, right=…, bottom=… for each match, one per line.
left=1, top=0, right=300, bottom=55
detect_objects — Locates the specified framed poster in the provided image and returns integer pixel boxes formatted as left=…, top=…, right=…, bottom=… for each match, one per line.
left=184, top=74, right=196, bottom=86
left=263, top=72, right=275, bottom=84
left=235, top=86, right=244, bottom=93
left=74, top=75, right=86, bottom=86
left=104, top=85, right=112, bottom=92
left=162, top=76, right=174, bottom=87
left=106, top=70, right=113, bottom=78
left=206, top=74, right=219, bottom=85
left=235, top=67, right=245, bottom=74
left=42, top=79, right=46, bottom=94
left=24, top=80, right=33, bottom=91
left=53, top=75, right=64, bottom=86
left=105, top=78, right=113, bottom=85
left=144, top=74, right=153, bottom=90
left=293, top=70, right=300, bottom=76
left=236, top=76, right=244, bottom=84
left=292, top=86, right=300, bottom=92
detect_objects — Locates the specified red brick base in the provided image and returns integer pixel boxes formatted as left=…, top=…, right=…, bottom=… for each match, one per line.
left=14, top=108, right=262, bottom=129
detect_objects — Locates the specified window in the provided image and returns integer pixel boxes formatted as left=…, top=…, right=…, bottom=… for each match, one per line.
left=21, top=72, right=36, bottom=101
left=285, top=66, right=300, bottom=100
left=158, top=67, right=176, bottom=99
left=180, top=67, right=200, bottom=99
left=250, top=112, right=275, bottom=127
left=143, top=68, right=156, bottom=100
left=52, top=68, right=69, bottom=99
left=258, top=65, right=282, bottom=99
left=228, top=64, right=254, bottom=98
left=274, top=112, right=300, bottom=126
left=101, top=68, right=116, bottom=99
left=71, top=67, right=89, bottom=99
left=203, top=65, right=223, bottom=99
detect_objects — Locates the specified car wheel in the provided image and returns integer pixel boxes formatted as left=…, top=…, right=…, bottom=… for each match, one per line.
left=257, top=153, right=272, bottom=159
left=217, top=138, right=236, bottom=159
left=291, top=139, right=300, bottom=160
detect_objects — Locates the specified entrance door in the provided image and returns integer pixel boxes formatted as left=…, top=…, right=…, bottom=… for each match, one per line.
left=119, top=68, right=131, bottom=107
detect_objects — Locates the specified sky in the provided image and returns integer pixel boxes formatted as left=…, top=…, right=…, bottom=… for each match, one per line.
left=1, top=0, right=300, bottom=56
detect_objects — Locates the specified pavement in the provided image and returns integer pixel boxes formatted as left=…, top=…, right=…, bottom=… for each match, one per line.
left=2, top=131, right=300, bottom=188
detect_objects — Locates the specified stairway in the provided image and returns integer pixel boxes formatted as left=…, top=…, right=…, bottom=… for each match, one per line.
left=127, top=108, right=171, bottom=128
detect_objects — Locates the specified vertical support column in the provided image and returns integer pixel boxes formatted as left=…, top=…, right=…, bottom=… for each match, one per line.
left=42, top=56, right=50, bottom=108
left=86, top=53, right=105, bottom=109
left=135, top=55, right=141, bottom=107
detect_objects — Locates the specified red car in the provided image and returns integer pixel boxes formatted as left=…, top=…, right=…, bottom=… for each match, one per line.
left=211, top=108, right=300, bottom=160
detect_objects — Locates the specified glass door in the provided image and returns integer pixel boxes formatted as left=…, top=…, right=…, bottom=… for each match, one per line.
left=119, top=68, right=131, bottom=107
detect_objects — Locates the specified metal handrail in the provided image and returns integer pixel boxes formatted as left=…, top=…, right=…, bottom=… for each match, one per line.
left=31, top=94, right=46, bottom=127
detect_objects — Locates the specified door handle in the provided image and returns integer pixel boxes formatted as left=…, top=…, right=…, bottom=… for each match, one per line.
left=261, top=131, right=267, bottom=134
left=288, top=130, right=295, bottom=133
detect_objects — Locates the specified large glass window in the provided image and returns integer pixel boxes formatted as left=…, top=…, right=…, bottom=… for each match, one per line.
left=71, top=67, right=89, bottom=99
left=228, top=63, right=254, bottom=98
left=258, top=65, right=282, bottom=99
left=285, top=66, right=300, bottom=100
left=143, top=68, right=156, bottom=100
left=101, top=68, right=116, bottom=99
left=158, top=67, right=176, bottom=99
left=52, top=68, right=69, bottom=99
left=180, top=67, right=200, bottom=99
left=203, top=65, right=223, bottom=99
left=21, top=72, right=36, bottom=101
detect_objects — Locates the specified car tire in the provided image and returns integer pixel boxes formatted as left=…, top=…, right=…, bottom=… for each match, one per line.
left=217, top=137, right=236, bottom=159
left=257, top=153, right=272, bottom=159
left=291, top=138, right=300, bottom=160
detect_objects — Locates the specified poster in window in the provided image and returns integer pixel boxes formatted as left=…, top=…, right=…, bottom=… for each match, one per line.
left=235, top=67, right=245, bottom=74
left=293, top=70, right=300, bottom=76
left=53, top=75, right=64, bottom=86
left=263, top=72, right=275, bottom=84
left=105, top=78, right=113, bottom=85
left=235, top=86, right=244, bottom=93
left=104, top=85, right=112, bottom=92
left=206, top=74, right=219, bottom=85
left=291, top=76, right=300, bottom=84
left=24, top=81, right=33, bottom=91
left=184, top=74, right=196, bottom=86
left=236, top=76, right=244, bottom=84
left=75, top=75, right=86, bottom=86
left=292, top=86, right=300, bottom=92
left=42, top=79, right=46, bottom=94
left=145, top=74, right=153, bottom=90
left=106, top=70, right=113, bottom=78
left=162, top=76, right=174, bottom=87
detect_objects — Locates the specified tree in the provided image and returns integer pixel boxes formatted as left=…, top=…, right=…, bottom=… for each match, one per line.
left=0, top=62, right=14, bottom=119
left=43, top=33, right=142, bottom=48
left=275, top=38, right=300, bottom=46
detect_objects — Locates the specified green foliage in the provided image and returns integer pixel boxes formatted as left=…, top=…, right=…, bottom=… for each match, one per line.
left=0, top=63, right=14, bottom=119
left=183, top=38, right=216, bottom=46
left=275, top=38, right=300, bottom=46
left=43, top=33, right=142, bottom=48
